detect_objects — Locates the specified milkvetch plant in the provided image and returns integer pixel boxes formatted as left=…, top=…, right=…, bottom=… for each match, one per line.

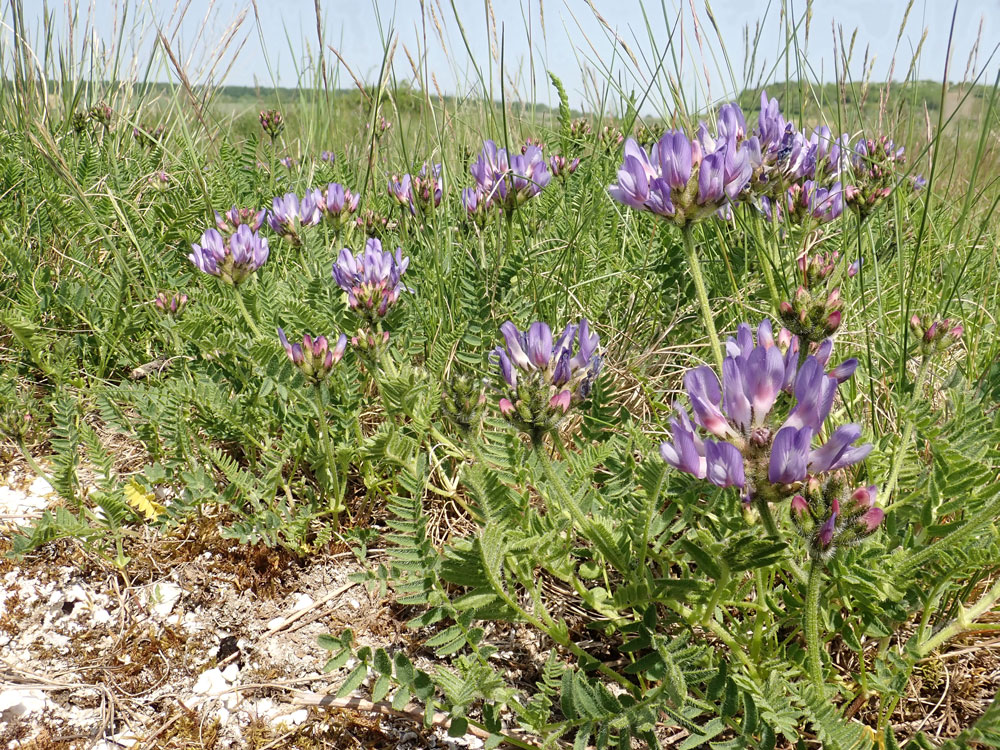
left=5, top=21, right=1000, bottom=750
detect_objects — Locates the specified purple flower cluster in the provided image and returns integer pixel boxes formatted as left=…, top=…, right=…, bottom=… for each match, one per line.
left=762, top=180, right=845, bottom=224
left=331, top=238, right=410, bottom=320
left=317, top=183, right=360, bottom=228
left=278, top=328, right=347, bottom=384
left=910, top=315, right=964, bottom=356
left=468, top=140, right=552, bottom=214
left=792, top=484, right=884, bottom=559
left=609, top=119, right=753, bottom=226
left=189, top=225, right=270, bottom=285
left=267, top=191, right=323, bottom=244
left=660, top=321, right=871, bottom=512
left=389, top=164, right=442, bottom=216
left=492, top=319, right=602, bottom=438
left=613, top=91, right=908, bottom=228
left=259, top=109, right=284, bottom=138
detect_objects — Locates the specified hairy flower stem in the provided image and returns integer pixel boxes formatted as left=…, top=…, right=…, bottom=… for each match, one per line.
left=884, top=355, right=932, bottom=504
left=753, top=218, right=781, bottom=313
left=754, top=497, right=781, bottom=538
left=753, top=498, right=807, bottom=585
left=314, top=385, right=343, bottom=526
left=231, top=287, right=262, bottom=339
left=681, top=225, right=725, bottom=373
left=805, top=559, right=826, bottom=689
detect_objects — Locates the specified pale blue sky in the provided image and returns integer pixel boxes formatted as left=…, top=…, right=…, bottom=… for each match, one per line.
left=10, top=1, right=1000, bottom=115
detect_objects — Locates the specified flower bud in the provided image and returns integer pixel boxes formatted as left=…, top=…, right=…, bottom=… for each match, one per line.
left=278, top=328, right=346, bottom=384
left=259, top=109, right=285, bottom=138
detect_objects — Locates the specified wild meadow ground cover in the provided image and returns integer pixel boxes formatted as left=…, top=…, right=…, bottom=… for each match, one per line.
left=1, top=1, right=1000, bottom=748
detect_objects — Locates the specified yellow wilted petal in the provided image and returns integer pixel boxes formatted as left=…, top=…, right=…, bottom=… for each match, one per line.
left=124, top=481, right=164, bottom=521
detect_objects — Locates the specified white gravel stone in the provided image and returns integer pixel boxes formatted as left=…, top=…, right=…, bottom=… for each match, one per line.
left=148, top=582, right=183, bottom=618
left=270, top=707, right=309, bottom=727
left=193, top=668, right=230, bottom=696
left=28, top=476, right=54, bottom=496
left=0, top=688, right=53, bottom=720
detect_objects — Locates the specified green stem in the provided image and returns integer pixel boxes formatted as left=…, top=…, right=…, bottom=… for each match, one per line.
left=755, top=497, right=780, bottom=538
left=702, top=564, right=730, bottom=625
left=884, top=355, right=932, bottom=504
left=805, top=559, right=826, bottom=689
left=917, top=577, right=1000, bottom=657
left=478, top=531, right=639, bottom=697
left=681, top=224, right=725, bottom=373
left=313, top=385, right=343, bottom=525
left=897, top=486, right=1000, bottom=577
left=750, top=570, right=767, bottom=660
left=753, top=218, right=782, bottom=313
left=232, top=286, right=263, bottom=339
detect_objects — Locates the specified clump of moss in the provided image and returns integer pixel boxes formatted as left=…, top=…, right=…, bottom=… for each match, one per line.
left=157, top=716, right=221, bottom=749
left=241, top=708, right=401, bottom=749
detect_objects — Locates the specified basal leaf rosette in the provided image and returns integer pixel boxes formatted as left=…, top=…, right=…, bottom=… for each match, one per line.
left=492, top=319, right=601, bottom=441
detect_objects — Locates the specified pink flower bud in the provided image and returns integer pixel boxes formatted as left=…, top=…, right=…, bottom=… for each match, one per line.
left=499, top=398, right=514, bottom=416
left=791, top=495, right=809, bottom=517
left=549, top=390, right=572, bottom=413
left=862, top=507, right=885, bottom=532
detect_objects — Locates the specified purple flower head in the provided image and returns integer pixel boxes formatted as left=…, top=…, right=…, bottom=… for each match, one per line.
left=717, top=102, right=747, bottom=142
left=189, top=225, right=269, bottom=285
left=259, top=109, right=284, bottom=138
left=278, top=327, right=347, bottom=384
left=806, top=181, right=845, bottom=223
left=318, top=183, right=360, bottom=226
left=756, top=91, right=787, bottom=149
left=461, top=186, right=496, bottom=224
left=413, top=163, right=443, bottom=211
left=661, top=319, right=873, bottom=516
left=611, top=124, right=753, bottom=225
left=792, top=483, right=884, bottom=559
left=331, top=238, right=410, bottom=320
left=492, top=318, right=602, bottom=436
left=388, top=173, right=414, bottom=213
left=503, top=146, right=551, bottom=206
left=390, top=164, right=442, bottom=216
left=267, top=191, right=321, bottom=243
left=320, top=150, right=336, bottom=164
left=470, top=140, right=550, bottom=212
left=470, top=139, right=502, bottom=191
